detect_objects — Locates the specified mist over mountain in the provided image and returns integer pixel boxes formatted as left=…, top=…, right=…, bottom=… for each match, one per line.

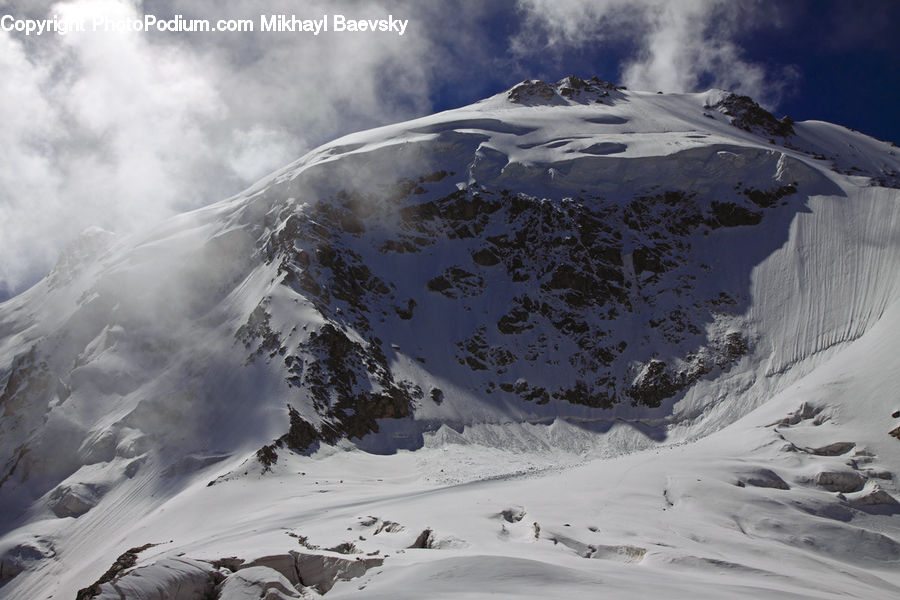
left=1, top=77, right=900, bottom=599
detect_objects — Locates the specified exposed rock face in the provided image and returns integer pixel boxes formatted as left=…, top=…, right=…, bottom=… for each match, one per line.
left=240, top=151, right=802, bottom=456
left=409, top=529, right=435, bottom=549
left=507, top=76, right=624, bottom=106
left=0, top=346, right=67, bottom=457
left=735, top=468, right=790, bottom=490
left=76, top=543, right=161, bottom=600
left=714, top=93, right=795, bottom=137
left=500, top=506, right=526, bottom=523
left=815, top=470, right=868, bottom=493
left=0, top=538, right=55, bottom=583
left=809, top=442, right=856, bottom=456
left=847, top=486, right=899, bottom=507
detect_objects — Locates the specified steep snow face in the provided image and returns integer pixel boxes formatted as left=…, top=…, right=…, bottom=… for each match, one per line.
left=1, top=77, right=900, bottom=599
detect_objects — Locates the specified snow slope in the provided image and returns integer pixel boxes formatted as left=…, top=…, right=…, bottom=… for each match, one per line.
left=1, top=77, right=899, bottom=599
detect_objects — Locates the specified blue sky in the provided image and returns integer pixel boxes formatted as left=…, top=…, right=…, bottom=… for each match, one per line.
left=0, top=0, right=897, bottom=298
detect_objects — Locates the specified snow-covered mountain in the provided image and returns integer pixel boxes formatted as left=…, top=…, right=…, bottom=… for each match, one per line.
left=2, top=76, right=900, bottom=599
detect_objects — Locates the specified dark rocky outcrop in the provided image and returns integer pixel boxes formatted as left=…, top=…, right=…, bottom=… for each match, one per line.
left=715, top=93, right=795, bottom=137
left=507, top=76, right=624, bottom=106
left=246, top=151, right=794, bottom=447
left=75, top=543, right=159, bottom=600
left=408, top=529, right=435, bottom=549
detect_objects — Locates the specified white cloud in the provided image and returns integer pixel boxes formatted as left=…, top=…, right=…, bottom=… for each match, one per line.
left=514, top=0, right=795, bottom=105
left=0, top=0, right=446, bottom=297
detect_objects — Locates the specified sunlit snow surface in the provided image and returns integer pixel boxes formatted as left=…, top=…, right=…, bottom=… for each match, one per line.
left=1, top=82, right=900, bottom=599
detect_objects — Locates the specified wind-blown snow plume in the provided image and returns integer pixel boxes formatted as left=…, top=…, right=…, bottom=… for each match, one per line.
left=514, top=0, right=797, bottom=104
left=0, top=0, right=442, bottom=298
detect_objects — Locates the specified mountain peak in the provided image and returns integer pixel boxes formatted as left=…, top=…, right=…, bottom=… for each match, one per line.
left=504, top=78, right=794, bottom=141
left=710, top=92, right=795, bottom=138
left=506, top=76, right=624, bottom=106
